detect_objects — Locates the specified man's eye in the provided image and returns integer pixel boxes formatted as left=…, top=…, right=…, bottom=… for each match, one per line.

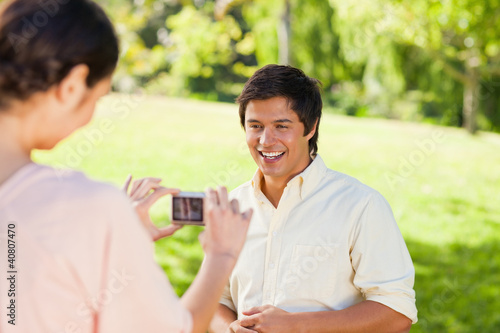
left=276, top=125, right=288, bottom=129
left=250, top=124, right=262, bottom=129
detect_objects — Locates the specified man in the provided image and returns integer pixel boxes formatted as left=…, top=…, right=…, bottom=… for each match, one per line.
left=209, top=65, right=417, bottom=333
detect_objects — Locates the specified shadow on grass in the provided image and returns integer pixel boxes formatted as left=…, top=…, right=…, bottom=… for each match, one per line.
left=408, top=239, right=500, bottom=332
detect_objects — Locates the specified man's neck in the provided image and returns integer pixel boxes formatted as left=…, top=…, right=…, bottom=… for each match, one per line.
left=260, top=176, right=287, bottom=208
left=260, top=157, right=314, bottom=208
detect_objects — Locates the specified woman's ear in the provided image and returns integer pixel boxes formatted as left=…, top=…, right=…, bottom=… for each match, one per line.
left=305, top=118, right=319, bottom=140
left=54, top=64, right=89, bottom=110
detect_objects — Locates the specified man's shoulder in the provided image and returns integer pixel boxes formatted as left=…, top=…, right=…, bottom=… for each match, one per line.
left=321, top=167, right=382, bottom=202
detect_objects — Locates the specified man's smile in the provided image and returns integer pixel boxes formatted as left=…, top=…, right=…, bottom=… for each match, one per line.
left=259, top=151, right=285, bottom=162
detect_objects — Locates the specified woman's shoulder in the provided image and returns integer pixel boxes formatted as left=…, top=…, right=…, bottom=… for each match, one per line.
left=0, top=164, right=139, bottom=258
left=44, top=165, right=129, bottom=209
left=0, top=163, right=128, bottom=211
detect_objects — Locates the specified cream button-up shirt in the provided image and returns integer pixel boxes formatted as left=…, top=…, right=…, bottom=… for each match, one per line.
left=221, top=155, right=417, bottom=323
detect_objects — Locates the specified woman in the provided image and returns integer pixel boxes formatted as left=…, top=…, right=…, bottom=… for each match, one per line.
left=0, top=1, right=252, bottom=332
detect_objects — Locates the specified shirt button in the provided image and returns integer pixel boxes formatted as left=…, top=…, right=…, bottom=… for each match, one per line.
left=269, top=263, right=275, bottom=269
left=272, top=231, right=277, bottom=237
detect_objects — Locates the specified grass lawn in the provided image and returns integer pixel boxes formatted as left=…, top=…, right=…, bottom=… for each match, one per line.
left=33, top=94, right=500, bottom=332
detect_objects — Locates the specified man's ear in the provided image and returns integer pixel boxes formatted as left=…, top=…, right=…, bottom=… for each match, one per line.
left=305, top=118, right=319, bottom=140
left=54, top=64, right=89, bottom=110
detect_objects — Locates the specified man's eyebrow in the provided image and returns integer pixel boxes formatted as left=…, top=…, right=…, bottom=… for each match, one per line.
left=272, top=119, right=293, bottom=124
left=246, top=118, right=294, bottom=123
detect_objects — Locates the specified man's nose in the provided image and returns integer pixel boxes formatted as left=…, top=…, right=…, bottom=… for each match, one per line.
left=259, top=128, right=277, bottom=146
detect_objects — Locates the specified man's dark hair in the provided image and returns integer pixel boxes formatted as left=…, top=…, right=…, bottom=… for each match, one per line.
left=236, top=64, right=323, bottom=156
left=0, top=0, right=119, bottom=109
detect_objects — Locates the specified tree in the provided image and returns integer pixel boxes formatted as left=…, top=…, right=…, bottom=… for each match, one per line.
left=215, top=0, right=291, bottom=65
left=329, top=0, right=500, bottom=133
left=216, top=0, right=346, bottom=89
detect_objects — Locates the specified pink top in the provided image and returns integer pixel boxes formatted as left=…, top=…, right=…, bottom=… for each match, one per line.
left=0, top=164, right=192, bottom=333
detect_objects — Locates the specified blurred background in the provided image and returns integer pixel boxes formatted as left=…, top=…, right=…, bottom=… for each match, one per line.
left=101, top=0, right=500, bottom=134
left=34, top=0, right=500, bottom=332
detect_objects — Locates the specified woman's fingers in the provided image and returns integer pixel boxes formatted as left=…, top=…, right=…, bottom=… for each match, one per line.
left=122, top=174, right=132, bottom=193
left=230, top=199, right=240, bottom=214
left=155, top=224, right=184, bottom=241
left=217, top=186, right=229, bottom=210
left=124, top=175, right=185, bottom=242
left=130, top=177, right=162, bottom=200
left=129, top=178, right=143, bottom=197
left=198, top=230, right=205, bottom=244
left=205, top=188, right=218, bottom=209
left=241, top=208, right=253, bottom=221
left=140, top=186, right=180, bottom=210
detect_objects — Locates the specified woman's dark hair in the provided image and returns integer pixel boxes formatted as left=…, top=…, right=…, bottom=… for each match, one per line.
left=0, top=0, right=119, bottom=109
left=237, top=64, right=323, bottom=156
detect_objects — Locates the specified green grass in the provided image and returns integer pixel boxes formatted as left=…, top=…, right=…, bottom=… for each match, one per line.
left=33, top=94, right=500, bottom=332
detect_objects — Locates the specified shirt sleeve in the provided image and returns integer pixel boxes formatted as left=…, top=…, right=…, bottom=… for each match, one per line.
left=96, top=191, right=193, bottom=333
left=350, top=192, right=418, bottom=323
left=219, top=278, right=236, bottom=312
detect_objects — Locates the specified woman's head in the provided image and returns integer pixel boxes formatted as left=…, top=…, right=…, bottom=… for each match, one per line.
left=0, top=0, right=119, bottom=110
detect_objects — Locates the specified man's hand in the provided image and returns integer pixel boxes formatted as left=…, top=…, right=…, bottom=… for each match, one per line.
left=226, top=319, right=258, bottom=333
left=123, top=175, right=183, bottom=241
left=240, top=305, right=292, bottom=333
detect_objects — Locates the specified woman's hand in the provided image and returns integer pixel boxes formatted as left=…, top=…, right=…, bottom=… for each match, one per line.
left=123, top=175, right=183, bottom=241
left=199, top=187, right=253, bottom=261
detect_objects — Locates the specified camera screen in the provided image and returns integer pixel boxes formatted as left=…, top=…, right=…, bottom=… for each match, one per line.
left=172, top=197, right=203, bottom=222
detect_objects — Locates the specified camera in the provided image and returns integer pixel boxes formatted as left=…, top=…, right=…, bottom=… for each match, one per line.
left=171, top=192, right=205, bottom=226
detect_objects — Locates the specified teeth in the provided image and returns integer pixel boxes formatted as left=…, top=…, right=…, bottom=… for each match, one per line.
left=261, top=151, right=284, bottom=158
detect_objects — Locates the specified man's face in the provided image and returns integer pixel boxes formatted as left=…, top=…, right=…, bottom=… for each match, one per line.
left=245, top=96, right=316, bottom=184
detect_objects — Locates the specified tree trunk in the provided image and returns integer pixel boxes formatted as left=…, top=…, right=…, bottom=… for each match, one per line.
left=484, top=84, right=499, bottom=131
left=463, top=70, right=479, bottom=134
left=278, top=0, right=291, bottom=65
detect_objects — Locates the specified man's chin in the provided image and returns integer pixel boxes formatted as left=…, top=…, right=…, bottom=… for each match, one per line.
left=259, top=165, right=285, bottom=178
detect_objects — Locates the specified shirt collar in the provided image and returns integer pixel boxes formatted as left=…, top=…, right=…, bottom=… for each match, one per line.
left=250, top=154, right=328, bottom=200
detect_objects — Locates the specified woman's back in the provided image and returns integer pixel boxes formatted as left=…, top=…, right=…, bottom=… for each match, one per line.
left=0, top=164, right=192, bottom=332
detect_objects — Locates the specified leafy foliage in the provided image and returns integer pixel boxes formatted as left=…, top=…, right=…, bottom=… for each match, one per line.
left=99, top=0, right=500, bottom=131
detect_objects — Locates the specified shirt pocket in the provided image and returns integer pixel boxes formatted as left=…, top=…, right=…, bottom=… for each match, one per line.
left=285, top=244, right=339, bottom=301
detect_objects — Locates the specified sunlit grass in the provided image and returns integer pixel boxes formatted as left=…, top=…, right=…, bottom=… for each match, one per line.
left=33, top=94, right=500, bottom=332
